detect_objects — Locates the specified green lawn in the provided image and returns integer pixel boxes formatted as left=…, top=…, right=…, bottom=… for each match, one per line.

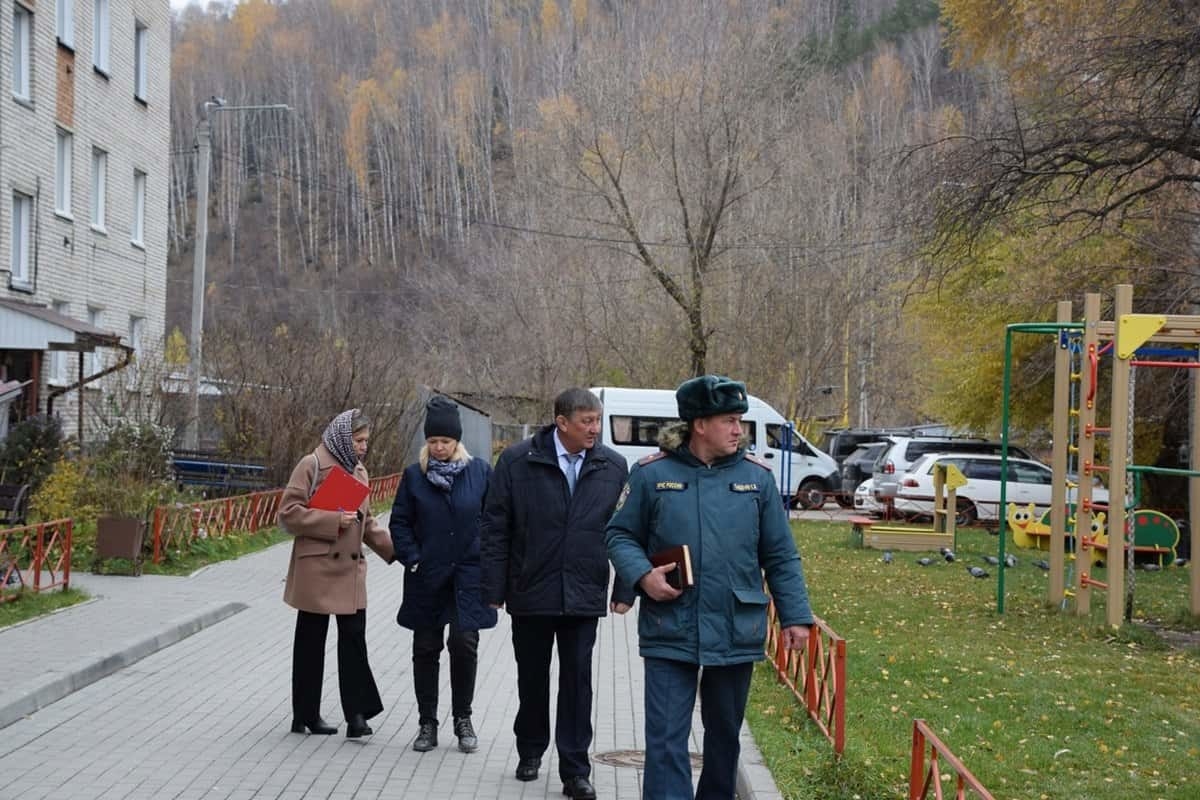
left=0, top=588, right=89, bottom=629
left=747, top=520, right=1199, bottom=800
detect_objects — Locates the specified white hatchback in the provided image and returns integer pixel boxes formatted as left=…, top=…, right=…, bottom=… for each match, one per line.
left=892, top=453, right=1109, bottom=526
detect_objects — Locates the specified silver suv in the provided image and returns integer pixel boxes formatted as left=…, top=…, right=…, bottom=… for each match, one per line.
left=871, top=436, right=1035, bottom=503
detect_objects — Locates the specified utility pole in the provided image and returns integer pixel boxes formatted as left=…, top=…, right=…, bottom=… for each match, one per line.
left=184, top=107, right=214, bottom=450
left=184, top=100, right=289, bottom=450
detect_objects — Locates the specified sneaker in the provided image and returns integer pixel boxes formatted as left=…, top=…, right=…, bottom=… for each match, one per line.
left=413, top=721, right=438, bottom=752
left=453, top=716, right=478, bottom=753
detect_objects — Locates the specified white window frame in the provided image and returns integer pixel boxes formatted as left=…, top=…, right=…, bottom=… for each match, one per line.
left=13, top=3, right=32, bottom=101
left=11, top=192, right=33, bottom=287
left=91, top=148, right=108, bottom=230
left=131, top=170, right=146, bottom=246
left=85, top=308, right=102, bottom=375
left=93, top=0, right=110, bottom=74
left=49, top=302, right=71, bottom=384
left=56, top=0, right=73, bottom=47
left=134, top=22, right=148, bottom=101
left=56, top=129, right=73, bottom=216
left=126, top=315, right=145, bottom=387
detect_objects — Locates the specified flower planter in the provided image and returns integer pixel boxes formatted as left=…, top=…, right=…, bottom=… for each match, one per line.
left=94, top=515, right=146, bottom=575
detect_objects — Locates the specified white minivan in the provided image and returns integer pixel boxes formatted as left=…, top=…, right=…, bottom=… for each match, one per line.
left=590, top=386, right=839, bottom=508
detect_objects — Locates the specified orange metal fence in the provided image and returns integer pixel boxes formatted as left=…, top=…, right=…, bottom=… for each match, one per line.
left=150, top=472, right=402, bottom=563
left=908, top=719, right=995, bottom=800
left=0, top=519, right=74, bottom=601
left=765, top=599, right=846, bottom=755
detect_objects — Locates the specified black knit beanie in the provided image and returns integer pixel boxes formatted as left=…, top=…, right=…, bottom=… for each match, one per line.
left=424, top=396, right=463, bottom=440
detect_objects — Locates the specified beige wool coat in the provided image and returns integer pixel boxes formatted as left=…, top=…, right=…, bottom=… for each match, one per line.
left=279, top=443, right=395, bottom=615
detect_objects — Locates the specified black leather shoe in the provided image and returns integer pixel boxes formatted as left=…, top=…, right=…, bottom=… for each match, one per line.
left=346, top=713, right=373, bottom=738
left=562, top=776, right=597, bottom=799
left=412, top=721, right=438, bottom=752
left=453, top=716, right=478, bottom=753
left=515, top=757, right=541, bottom=781
left=290, top=716, right=337, bottom=735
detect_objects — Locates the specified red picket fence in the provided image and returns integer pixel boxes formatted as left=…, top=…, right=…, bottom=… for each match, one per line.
left=0, top=519, right=74, bottom=601
left=765, top=599, right=846, bottom=755
left=150, top=472, right=402, bottom=563
left=909, top=719, right=995, bottom=800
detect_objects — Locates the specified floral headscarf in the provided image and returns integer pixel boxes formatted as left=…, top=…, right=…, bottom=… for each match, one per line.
left=322, top=409, right=361, bottom=473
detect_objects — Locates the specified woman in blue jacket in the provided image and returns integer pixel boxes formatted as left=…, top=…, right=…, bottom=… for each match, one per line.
left=390, top=397, right=496, bottom=754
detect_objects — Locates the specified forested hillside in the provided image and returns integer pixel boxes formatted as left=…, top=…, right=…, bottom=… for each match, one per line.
left=168, top=0, right=1200, bottom=468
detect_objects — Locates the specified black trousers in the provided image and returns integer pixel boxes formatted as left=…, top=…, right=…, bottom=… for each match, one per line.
left=412, top=623, right=480, bottom=725
left=510, top=615, right=598, bottom=780
left=292, top=609, right=384, bottom=724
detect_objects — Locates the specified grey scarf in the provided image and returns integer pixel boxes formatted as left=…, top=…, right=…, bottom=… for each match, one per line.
left=426, top=457, right=468, bottom=492
left=322, top=409, right=360, bottom=473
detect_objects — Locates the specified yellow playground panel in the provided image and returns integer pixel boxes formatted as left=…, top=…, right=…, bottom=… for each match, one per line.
left=850, top=463, right=966, bottom=553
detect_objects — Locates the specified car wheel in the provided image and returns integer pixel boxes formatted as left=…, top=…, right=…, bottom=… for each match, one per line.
left=796, top=479, right=826, bottom=510
left=955, top=499, right=977, bottom=527
left=835, top=491, right=854, bottom=508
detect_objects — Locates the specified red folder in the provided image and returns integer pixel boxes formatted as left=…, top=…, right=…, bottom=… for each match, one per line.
left=309, top=464, right=370, bottom=512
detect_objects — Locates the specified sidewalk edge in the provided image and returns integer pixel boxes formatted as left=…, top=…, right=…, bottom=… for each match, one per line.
left=0, top=600, right=247, bottom=730
left=737, top=719, right=785, bottom=800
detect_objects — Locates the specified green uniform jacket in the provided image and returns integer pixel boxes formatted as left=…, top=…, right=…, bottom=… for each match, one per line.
left=606, top=441, right=814, bottom=666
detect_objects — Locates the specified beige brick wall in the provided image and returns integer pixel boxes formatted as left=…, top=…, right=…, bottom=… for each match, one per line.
left=1, top=0, right=170, bottom=439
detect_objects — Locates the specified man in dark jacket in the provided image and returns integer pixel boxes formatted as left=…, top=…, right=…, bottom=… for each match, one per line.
left=481, top=387, right=631, bottom=800
left=606, top=375, right=814, bottom=800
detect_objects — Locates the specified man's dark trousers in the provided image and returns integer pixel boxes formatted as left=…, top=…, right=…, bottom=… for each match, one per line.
left=511, top=615, right=599, bottom=780
left=642, top=656, right=754, bottom=800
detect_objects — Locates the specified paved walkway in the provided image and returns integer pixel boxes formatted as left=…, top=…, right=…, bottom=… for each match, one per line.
left=0, top=518, right=783, bottom=799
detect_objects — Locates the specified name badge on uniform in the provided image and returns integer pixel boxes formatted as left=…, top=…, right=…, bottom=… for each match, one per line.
left=655, top=481, right=687, bottom=491
left=729, top=482, right=758, bottom=492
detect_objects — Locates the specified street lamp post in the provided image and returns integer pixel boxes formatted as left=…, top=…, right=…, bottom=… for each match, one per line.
left=184, top=99, right=290, bottom=450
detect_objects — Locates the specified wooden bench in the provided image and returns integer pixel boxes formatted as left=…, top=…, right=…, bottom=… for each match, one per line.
left=0, top=483, right=30, bottom=527
left=849, top=515, right=953, bottom=552
left=171, top=450, right=270, bottom=497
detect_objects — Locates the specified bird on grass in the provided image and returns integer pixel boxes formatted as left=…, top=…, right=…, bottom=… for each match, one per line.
left=1033, top=559, right=1051, bottom=571
left=882, top=550, right=894, bottom=564
left=940, top=547, right=956, bottom=562
left=1004, top=554, right=1018, bottom=568
left=967, top=566, right=989, bottom=578
left=1141, top=563, right=1163, bottom=572
left=916, top=557, right=935, bottom=566
left=982, top=555, right=1000, bottom=566
left=1173, top=557, right=1189, bottom=568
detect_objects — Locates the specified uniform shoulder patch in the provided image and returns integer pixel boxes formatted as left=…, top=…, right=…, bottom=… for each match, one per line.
left=638, top=451, right=668, bottom=466
left=744, top=452, right=772, bottom=470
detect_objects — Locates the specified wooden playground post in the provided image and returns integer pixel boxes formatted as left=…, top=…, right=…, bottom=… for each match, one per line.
left=1076, top=293, right=1101, bottom=616
left=1106, top=283, right=1133, bottom=628
left=1192, top=364, right=1200, bottom=616
left=1049, top=300, right=1071, bottom=604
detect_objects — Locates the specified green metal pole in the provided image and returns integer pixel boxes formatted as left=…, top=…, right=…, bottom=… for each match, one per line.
left=998, top=327, right=1015, bottom=614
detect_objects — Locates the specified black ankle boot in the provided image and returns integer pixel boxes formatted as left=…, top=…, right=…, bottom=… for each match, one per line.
left=291, top=716, right=337, bottom=735
left=346, top=713, right=373, bottom=738
left=412, top=721, right=438, bottom=751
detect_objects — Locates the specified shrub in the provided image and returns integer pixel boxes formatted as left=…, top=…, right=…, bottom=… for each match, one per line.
left=0, top=415, right=65, bottom=491
left=28, top=457, right=97, bottom=524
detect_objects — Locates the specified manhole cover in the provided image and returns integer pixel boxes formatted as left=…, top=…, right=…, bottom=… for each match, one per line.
left=594, top=750, right=704, bottom=769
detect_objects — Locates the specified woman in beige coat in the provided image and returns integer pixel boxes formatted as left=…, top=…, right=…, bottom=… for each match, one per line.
left=279, top=408, right=394, bottom=738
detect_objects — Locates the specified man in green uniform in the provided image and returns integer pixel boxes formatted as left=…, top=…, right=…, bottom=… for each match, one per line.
left=606, top=375, right=813, bottom=800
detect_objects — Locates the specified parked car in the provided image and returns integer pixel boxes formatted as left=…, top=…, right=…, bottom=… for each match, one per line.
left=821, top=428, right=889, bottom=467
left=840, top=442, right=888, bottom=505
left=872, top=435, right=1036, bottom=503
left=892, top=453, right=1109, bottom=526
left=854, top=477, right=884, bottom=516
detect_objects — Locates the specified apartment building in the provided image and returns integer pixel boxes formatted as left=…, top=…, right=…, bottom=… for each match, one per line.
left=0, top=0, right=170, bottom=442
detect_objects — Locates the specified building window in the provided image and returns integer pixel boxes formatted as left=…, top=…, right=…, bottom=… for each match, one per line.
left=134, top=23, right=148, bottom=101
left=86, top=307, right=102, bottom=375
left=91, top=148, right=107, bottom=229
left=93, top=0, right=109, bottom=74
left=11, top=192, right=32, bottom=286
left=13, top=3, right=32, bottom=101
left=127, top=315, right=145, bottom=386
left=56, top=0, right=73, bottom=47
left=131, top=170, right=146, bottom=246
left=56, top=129, right=73, bottom=216
left=50, top=301, right=70, bottom=384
